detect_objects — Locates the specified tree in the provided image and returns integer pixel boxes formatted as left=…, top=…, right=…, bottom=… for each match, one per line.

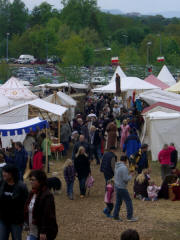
left=0, top=61, right=10, bottom=83
left=30, top=2, right=54, bottom=26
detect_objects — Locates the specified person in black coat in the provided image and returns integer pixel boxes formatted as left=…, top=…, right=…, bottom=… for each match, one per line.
left=100, top=147, right=117, bottom=184
left=89, top=126, right=102, bottom=165
left=0, top=164, right=28, bottom=240
left=133, top=171, right=149, bottom=199
left=72, top=135, right=90, bottom=161
left=74, top=146, right=91, bottom=198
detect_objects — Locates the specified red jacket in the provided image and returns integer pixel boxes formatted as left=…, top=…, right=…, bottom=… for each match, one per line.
left=158, top=148, right=171, bottom=165
left=33, top=151, right=43, bottom=170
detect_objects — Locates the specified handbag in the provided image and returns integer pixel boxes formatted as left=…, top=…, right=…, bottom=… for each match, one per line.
left=86, top=176, right=95, bottom=188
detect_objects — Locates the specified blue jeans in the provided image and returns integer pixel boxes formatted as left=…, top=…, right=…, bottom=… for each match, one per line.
left=62, top=142, right=69, bottom=156
left=90, top=144, right=102, bottom=164
left=0, top=220, right=22, bottom=240
left=66, top=182, right=74, bottom=197
left=113, top=188, right=133, bottom=219
left=28, top=235, right=38, bottom=240
left=78, top=177, right=87, bottom=196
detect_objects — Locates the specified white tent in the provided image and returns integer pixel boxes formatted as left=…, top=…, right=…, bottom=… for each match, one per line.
left=157, top=65, right=176, bottom=86
left=0, top=94, right=13, bottom=113
left=43, top=91, right=77, bottom=120
left=141, top=111, right=180, bottom=161
left=35, top=82, right=88, bottom=90
left=0, top=98, right=68, bottom=124
left=93, top=76, right=159, bottom=93
left=109, top=65, right=126, bottom=83
left=139, top=89, right=180, bottom=107
left=0, top=77, right=37, bottom=105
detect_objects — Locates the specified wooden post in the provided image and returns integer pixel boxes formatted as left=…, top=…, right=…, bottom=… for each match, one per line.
left=58, top=116, right=61, bottom=143
left=45, top=127, right=48, bottom=173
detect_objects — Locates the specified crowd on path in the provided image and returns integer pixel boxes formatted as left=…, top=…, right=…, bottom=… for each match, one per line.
left=0, top=92, right=179, bottom=240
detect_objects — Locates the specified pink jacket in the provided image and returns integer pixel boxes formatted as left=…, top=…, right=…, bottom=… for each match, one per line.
left=104, top=184, right=114, bottom=203
left=158, top=148, right=171, bottom=165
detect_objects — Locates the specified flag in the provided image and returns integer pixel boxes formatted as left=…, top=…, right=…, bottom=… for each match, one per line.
left=157, top=56, right=165, bottom=62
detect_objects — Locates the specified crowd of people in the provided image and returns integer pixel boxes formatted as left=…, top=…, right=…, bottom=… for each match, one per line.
left=0, top=92, right=179, bottom=239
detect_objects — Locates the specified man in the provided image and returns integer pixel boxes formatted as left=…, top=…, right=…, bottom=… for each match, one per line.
left=113, top=156, right=138, bottom=222
left=169, top=143, right=178, bottom=169
left=134, top=144, right=149, bottom=174
left=123, top=129, right=141, bottom=159
left=23, top=132, right=35, bottom=167
left=72, top=135, right=90, bottom=161
left=81, top=121, right=89, bottom=143
left=89, top=126, right=102, bottom=165
left=100, top=147, right=117, bottom=184
left=0, top=164, right=28, bottom=240
left=14, top=142, right=28, bottom=181
left=60, top=121, right=71, bottom=156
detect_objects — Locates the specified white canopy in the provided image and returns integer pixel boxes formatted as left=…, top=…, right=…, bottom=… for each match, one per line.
left=35, top=82, right=88, bottom=90
left=0, top=77, right=37, bottom=101
left=0, top=99, right=68, bottom=124
left=157, top=65, right=176, bottom=86
left=141, top=111, right=180, bottom=161
left=43, top=91, right=77, bottom=120
left=139, top=89, right=180, bottom=107
left=109, top=65, right=126, bottom=83
left=43, top=91, right=76, bottom=107
left=93, top=76, right=159, bottom=93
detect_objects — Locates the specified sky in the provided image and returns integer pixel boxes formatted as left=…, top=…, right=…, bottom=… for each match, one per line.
left=21, top=0, right=180, bottom=14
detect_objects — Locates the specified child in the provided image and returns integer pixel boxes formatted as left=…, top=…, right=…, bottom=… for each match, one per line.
left=147, top=181, right=160, bottom=201
left=63, top=159, right=75, bottom=200
left=32, top=144, right=43, bottom=170
left=103, top=179, right=114, bottom=217
left=134, top=169, right=150, bottom=200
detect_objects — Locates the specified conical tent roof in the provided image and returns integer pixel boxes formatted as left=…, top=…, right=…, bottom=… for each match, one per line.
left=144, top=74, right=169, bottom=90
left=93, top=76, right=159, bottom=93
left=166, top=81, right=180, bottom=93
left=0, top=77, right=37, bottom=100
left=110, top=65, right=127, bottom=83
left=157, top=65, right=176, bottom=86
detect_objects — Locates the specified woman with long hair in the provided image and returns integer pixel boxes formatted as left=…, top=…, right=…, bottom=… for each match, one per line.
left=74, top=146, right=91, bottom=198
left=24, top=170, right=58, bottom=240
left=133, top=169, right=149, bottom=200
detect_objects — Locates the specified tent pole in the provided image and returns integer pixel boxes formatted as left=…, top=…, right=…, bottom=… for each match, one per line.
left=45, top=127, right=48, bottom=173
left=58, top=116, right=61, bottom=143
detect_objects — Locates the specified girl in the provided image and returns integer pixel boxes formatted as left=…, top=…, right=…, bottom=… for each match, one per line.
left=103, top=179, right=114, bottom=217
left=63, top=159, right=75, bottom=200
left=120, top=119, right=130, bottom=150
left=147, top=181, right=160, bottom=201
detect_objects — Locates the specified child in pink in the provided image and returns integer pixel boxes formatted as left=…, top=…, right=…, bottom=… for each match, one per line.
left=147, top=181, right=160, bottom=201
left=103, top=179, right=114, bottom=217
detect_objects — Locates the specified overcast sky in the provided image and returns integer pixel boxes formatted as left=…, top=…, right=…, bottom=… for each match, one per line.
left=21, top=0, right=180, bottom=13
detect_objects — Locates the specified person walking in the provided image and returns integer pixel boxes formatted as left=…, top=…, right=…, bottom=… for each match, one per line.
left=0, top=164, right=28, bottom=240
left=72, top=135, right=90, bottom=161
left=106, top=120, right=117, bottom=149
left=24, top=170, right=58, bottom=240
left=120, top=119, right=130, bottom=150
left=14, top=142, right=28, bottom=181
left=74, top=146, right=91, bottom=198
left=63, top=159, right=75, bottom=200
left=89, top=125, right=102, bottom=165
left=158, top=144, right=172, bottom=181
left=113, top=156, right=138, bottom=222
left=100, top=147, right=117, bottom=184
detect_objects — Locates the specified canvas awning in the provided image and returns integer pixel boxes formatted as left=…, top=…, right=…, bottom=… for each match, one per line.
left=0, top=117, right=48, bottom=136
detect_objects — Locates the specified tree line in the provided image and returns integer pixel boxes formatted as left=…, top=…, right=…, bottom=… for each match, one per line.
left=1, top=0, right=180, bottom=67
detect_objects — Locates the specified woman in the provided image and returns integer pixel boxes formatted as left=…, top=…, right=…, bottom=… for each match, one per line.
left=0, top=164, right=28, bottom=240
left=120, top=119, right=130, bottom=150
left=74, top=146, right=91, bottom=198
left=158, top=144, right=171, bottom=181
left=106, top=120, right=117, bottom=149
left=24, top=170, right=58, bottom=240
left=133, top=170, right=149, bottom=200
left=32, top=145, right=43, bottom=170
